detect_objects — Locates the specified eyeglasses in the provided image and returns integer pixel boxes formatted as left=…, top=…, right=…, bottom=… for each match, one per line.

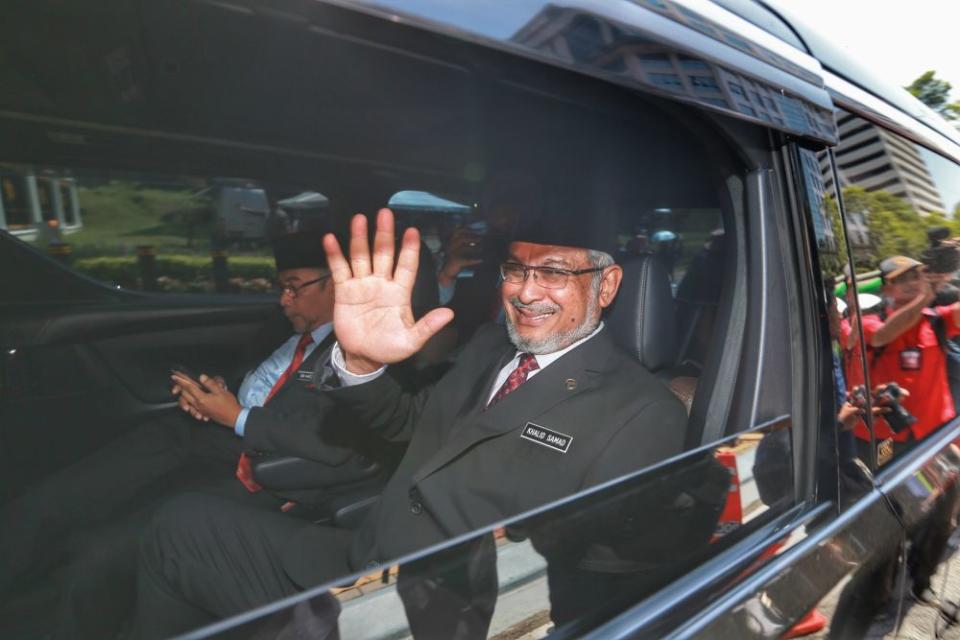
left=499, top=262, right=603, bottom=290
left=277, top=274, right=331, bottom=298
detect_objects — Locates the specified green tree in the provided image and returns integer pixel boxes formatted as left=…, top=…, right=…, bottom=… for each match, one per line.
left=840, top=187, right=930, bottom=267
left=905, top=70, right=960, bottom=120
left=819, top=193, right=846, bottom=279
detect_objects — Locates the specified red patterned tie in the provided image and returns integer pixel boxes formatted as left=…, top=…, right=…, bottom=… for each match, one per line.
left=236, top=332, right=314, bottom=492
left=487, top=353, right=539, bottom=409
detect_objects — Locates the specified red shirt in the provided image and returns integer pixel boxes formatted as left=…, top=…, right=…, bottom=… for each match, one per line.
left=839, top=318, right=866, bottom=391
left=857, top=306, right=960, bottom=441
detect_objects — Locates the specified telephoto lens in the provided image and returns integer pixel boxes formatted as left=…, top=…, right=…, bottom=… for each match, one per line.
left=921, top=242, right=960, bottom=274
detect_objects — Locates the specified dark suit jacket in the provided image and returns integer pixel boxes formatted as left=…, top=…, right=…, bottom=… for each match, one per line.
left=281, top=323, right=687, bottom=587
left=241, top=332, right=389, bottom=468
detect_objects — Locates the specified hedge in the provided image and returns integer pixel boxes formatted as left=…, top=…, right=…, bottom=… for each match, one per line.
left=74, top=254, right=276, bottom=292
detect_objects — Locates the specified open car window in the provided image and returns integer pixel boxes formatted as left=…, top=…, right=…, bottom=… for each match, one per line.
left=1, top=1, right=813, bottom=638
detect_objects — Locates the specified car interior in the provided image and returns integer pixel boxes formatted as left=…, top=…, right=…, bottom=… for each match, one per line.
left=0, top=1, right=773, bottom=636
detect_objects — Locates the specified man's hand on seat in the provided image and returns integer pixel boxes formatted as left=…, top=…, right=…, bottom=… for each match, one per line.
left=171, top=373, right=241, bottom=427
left=323, top=208, right=454, bottom=374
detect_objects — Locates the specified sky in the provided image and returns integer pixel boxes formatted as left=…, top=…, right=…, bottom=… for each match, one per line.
left=772, top=0, right=960, bottom=100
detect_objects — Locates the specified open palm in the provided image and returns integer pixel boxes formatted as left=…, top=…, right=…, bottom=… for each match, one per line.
left=324, top=209, right=454, bottom=373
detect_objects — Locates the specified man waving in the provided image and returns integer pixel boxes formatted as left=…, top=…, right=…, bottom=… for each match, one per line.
left=130, top=208, right=687, bottom=639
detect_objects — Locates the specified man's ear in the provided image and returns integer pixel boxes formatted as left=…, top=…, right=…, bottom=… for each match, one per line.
left=598, top=265, right=623, bottom=309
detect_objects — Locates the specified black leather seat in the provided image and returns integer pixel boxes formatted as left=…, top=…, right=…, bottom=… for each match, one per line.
left=607, top=253, right=679, bottom=374
left=607, top=253, right=695, bottom=416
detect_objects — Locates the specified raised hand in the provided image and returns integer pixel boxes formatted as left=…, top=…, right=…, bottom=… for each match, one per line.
left=324, top=208, right=454, bottom=374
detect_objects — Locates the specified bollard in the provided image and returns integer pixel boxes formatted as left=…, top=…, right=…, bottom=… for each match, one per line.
left=211, top=249, right=230, bottom=293
left=136, top=245, right=158, bottom=292
left=47, top=242, right=73, bottom=266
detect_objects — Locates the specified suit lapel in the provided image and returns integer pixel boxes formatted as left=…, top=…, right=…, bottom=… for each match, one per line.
left=451, top=345, right=516, bottom=423
left=412, top=328, right=619, bottom=484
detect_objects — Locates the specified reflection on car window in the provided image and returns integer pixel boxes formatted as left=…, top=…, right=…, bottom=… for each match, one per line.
left=799, top=147, right=875, bottom=500
left=830, top=111, right=960, bottom=468
left=1, top=4, right=810, bottom=637
left=0, top=165, right=335, bottom=296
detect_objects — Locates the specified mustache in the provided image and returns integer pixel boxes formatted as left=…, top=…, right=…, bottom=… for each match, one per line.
left=508, top=296, right=560, bottom=315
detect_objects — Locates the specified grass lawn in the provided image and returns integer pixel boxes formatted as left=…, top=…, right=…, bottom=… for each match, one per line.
left=59, top=182, right=213, bottom=256
left=29, top=181, right=266, bottom=259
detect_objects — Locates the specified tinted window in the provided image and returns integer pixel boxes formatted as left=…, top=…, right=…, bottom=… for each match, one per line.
left=1, top=3, right=803, bottom=639
left=833, top=109, right=960, bottom=467
left=796, top=146, right=874, bottom=499
left=0, top=165, right=325, bottom=297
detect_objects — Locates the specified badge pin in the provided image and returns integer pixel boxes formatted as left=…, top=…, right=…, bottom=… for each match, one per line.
left=565, top=378, right=577, bottom=391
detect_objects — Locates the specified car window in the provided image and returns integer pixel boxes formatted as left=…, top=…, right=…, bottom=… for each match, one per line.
left=795, top=145, right=875, bottom=501
left=0, top=165, right=328, bottom=299
left=831, top=109, right=960, bottom=469
left=1, top=3, right=807, bottom=638
left=181, top=95, right=797, bottom=640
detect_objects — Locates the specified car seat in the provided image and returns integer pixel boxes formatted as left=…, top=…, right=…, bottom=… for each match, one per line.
left=607, top=253, right=684, bottom=402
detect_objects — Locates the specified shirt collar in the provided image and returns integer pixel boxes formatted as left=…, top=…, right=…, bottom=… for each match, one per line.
left=308, top=322, right=334, bottom=345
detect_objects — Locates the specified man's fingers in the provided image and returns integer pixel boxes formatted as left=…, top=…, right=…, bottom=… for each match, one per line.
left=198, top=374, right=218, bottom=394
left=410, top=307, right=455, bottom=348
left=394, top=226, right=422, bottom=290
left=172, top=373, right=200, bottom=391
left=323, top=233, right=352, bottom=284
left=349, top=214, right=372, bottom=277
left=178, top=385, right=201, bottom=408
left=372, top=208, right=396, bottom=276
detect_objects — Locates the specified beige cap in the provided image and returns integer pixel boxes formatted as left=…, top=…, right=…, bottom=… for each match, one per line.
left=879, top=255, right=922, bottom=281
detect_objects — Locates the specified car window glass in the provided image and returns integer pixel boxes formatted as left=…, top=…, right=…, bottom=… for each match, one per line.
left=834, top=109, right=960, bottom=468
left=2, top=4, right=807, bottom=638
left=0, top=165, right=330, bottom=299
left=189, top=101, right=794, bottom=636
left=798, top=146, right=875, bottom=499
left=203, top=417, right=791, bottom=640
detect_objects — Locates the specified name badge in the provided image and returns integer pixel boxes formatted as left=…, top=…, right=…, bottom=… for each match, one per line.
left=900, top=348, right=922, bottom=371
left=521, top=422, right=573, bottom=454
left=296, top=370, right=315, bottom=383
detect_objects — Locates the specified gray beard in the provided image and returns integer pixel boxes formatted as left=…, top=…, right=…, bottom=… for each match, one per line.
left=505, top=294, right=600, bottom=355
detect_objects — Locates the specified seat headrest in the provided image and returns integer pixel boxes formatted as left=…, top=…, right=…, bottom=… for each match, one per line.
left=607, top=254, right=677, bottom=372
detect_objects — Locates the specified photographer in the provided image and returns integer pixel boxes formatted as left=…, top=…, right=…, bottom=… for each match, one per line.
left=921, top=228, right=960, bottom=413
left=922, top=226, right=960, bottom=306
left=858, top=255, right=960, bottom=457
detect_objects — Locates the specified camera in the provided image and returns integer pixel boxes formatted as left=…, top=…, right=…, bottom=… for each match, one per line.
left=921, top=227, right=960, bottom=275
left=874, top=383, right=916, bottom=433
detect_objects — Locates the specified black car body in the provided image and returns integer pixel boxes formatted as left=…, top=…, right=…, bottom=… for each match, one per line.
left=3, top=0, right=960, bottom=638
